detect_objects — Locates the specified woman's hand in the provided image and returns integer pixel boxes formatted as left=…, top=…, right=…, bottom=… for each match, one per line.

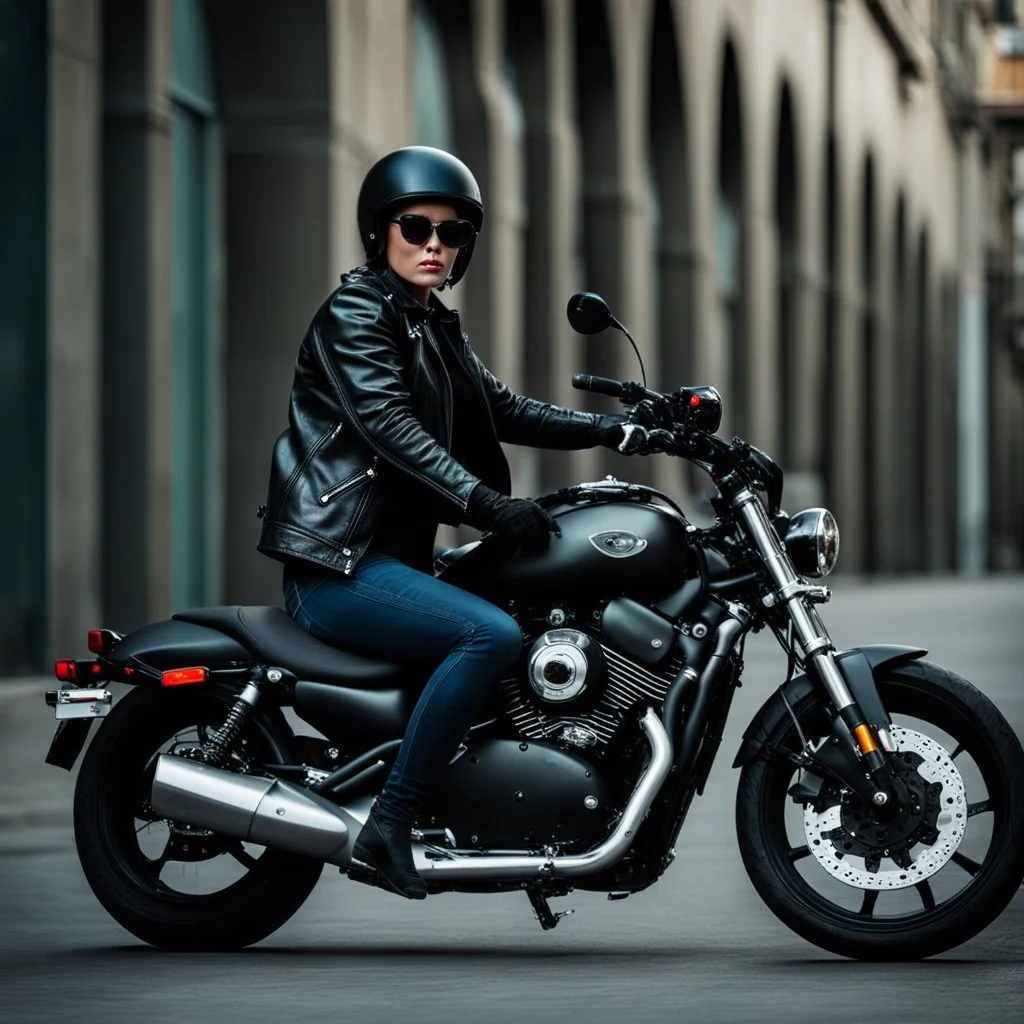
left=465, top=484, right=561, bottom=555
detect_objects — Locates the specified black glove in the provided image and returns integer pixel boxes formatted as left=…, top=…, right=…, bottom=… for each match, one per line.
left=615, top=398, right=676, bottom=455
left=591, top=415, right=628, bottom=450
left=465, top=483, right=561, bottom=555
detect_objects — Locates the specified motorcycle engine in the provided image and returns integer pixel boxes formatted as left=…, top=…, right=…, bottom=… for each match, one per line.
left=500, top=615, right=682, bottom=761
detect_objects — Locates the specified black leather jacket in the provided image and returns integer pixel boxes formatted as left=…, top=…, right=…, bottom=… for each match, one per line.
left=258, top=265, right=618, bottom=576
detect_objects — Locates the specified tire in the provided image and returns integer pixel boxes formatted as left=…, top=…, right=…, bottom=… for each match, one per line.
left=74, top=684, right=324, bottom=950
left=736, top=660, right=1024, bottom=960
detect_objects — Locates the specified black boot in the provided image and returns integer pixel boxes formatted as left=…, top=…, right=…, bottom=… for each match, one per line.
left=352, top=808, right=427, bottom=900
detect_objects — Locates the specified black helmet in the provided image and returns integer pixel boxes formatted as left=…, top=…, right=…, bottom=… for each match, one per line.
left=357, top=146, right=484, bottom=287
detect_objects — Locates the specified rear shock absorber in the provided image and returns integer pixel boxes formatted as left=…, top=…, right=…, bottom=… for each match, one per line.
left=202, top=668, right=275, bottom=765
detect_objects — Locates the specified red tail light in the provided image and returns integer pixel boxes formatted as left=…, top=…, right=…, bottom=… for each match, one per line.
left=162, top=667, right=209, bottom=687
left=55, top=660, right=77, bottom=682
left=87, top=629, right=120, bottom=655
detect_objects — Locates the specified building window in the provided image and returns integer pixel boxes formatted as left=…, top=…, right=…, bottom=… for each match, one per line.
left=412, top=2, right=453, bottom=149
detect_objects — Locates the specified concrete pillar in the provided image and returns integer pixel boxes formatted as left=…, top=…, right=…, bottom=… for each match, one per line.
left=957, top=129, right=988, bottom=573
left=101, top=0, right=173, bottom=631
left=548, top=0, right=597, bottom=490
left=206, top=2, right=336, bottom=605
left=48, top=0, right=103, bottom=656
left=328, top=0, right=412, bottom=280
left=742, top=24, right=779, bottom=458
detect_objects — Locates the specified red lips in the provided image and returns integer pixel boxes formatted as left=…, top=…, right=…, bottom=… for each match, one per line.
left=419, top=261, right=443, bottom=270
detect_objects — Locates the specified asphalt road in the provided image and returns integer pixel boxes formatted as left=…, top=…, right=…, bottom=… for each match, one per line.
left=1, top=575, right=1023, bottom=1024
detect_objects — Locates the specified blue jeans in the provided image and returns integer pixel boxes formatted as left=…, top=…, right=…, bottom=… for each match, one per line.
left=283, top=555, right=522, bottom=824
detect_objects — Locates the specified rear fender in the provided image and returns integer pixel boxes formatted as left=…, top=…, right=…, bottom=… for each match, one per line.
left=732, top=644, right=927, bottom=768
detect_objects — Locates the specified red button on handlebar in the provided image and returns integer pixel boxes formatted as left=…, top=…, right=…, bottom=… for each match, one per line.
left=689, top=395, right=700, bottom=407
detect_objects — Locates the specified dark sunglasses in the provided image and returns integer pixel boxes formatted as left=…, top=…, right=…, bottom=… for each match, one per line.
left=390, top=214, right=476, bottom=248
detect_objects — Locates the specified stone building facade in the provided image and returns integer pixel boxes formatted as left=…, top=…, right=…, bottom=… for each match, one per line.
left=2, top=0, right=1019, bottom=673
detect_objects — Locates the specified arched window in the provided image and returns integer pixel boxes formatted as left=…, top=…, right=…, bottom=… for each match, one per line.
left=648, top=0, right=692, bottom=391
left=574, top=0, right=621, bottom=393
left=170, top=0, right=222, bottom=610
left=859, top=154, right=878, bottom=570
left=820, top=134, right=839, bottom=504
left=775, top=83, right=798, bottom=468
left=412, top=2, right=454, bottom=149
left=717, top=42, right=745, bottom=434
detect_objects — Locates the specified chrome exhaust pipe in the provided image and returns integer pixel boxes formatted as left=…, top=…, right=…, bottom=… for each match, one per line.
left=150, top=755, right=362, bottom=865
left=410, top=707, right=672, bottom=881
left=149, top=706, right=672, bottom=883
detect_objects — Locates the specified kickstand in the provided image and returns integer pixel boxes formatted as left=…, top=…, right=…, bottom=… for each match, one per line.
left=525, top=884, right=574, bottom=931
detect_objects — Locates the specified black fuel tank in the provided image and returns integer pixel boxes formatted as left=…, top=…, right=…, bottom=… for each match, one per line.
left=440, top=498, right=696, bottom=602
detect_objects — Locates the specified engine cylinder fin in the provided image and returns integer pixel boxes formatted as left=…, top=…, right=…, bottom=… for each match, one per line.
left=499, top=634, right=684, bottom=758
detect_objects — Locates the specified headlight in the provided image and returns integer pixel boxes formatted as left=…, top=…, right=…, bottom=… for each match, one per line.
left=784, top=508, right=840, bottom=578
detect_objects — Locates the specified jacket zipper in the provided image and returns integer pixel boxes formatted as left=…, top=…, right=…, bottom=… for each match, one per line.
left=312, top=312, right=466, bottom=510
left=319, top=458, right=377, bottom=505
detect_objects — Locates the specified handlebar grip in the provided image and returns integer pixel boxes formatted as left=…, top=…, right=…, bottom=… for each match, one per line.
left=572, top=373, right=624, bottom=397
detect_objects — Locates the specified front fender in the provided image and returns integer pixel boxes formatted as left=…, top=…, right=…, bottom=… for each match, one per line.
left=732, top=644, right=927, bottom=768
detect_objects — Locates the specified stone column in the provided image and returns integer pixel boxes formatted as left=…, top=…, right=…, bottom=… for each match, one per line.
left=956, top=128, right=988, bottom=573
left=48, top=0, right=103, bottom=656
left=100, top=0, right=173, bottom=630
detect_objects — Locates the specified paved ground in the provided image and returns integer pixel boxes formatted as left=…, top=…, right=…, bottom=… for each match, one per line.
left=1, top=575, right=1023, bottom=1024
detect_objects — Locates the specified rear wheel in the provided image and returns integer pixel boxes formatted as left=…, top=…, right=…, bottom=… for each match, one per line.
left=736, top=660, right=1024, bottom=960
left=74, top=684, right=324, bottom=950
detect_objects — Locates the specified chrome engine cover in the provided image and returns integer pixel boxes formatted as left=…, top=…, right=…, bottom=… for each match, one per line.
left=505, top=628, right=681, bottom=752
left=526, top=629, right=603, bottom=703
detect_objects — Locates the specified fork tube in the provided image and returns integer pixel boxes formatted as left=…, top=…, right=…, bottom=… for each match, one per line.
left=728, top=485, right=858, bottom=715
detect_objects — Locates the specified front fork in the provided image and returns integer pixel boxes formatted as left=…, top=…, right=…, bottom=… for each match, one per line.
left=729, top=482, right=901, bottom=812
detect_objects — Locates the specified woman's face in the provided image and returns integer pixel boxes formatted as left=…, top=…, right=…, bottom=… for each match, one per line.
left=385, top=201, right=460, bottom=303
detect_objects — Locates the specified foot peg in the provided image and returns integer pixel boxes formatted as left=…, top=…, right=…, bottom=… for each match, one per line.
left=525, top=884, right=575, bottom=931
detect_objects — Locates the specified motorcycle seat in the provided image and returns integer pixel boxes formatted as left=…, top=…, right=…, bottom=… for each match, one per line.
left=172, top=605, right=410, bottom=689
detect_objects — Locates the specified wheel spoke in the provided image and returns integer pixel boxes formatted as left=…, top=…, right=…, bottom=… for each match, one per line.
left=952, top=851, right=982, bottom=877
left=788, top=844, right=812, bottom=863
left=143, top=837, right=173, bottom=878
left=227, top=842, right=259, bottom=870
left=915, top=881, right=936, bottom=910
left=950, top=742, right=965, bottom=760
left=968, top=799, right=991, bottom=817
left=858, top=889, right=879, bottom=917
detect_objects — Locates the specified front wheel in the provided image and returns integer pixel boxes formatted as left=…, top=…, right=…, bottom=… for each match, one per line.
left=74, top=684, right=324, bottom=950
left=736, top=660, right=1024, bottom=960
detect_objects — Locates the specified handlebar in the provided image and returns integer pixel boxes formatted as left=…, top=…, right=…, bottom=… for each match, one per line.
left=570, top=371, right=783, bottom=515
left=571, top=373, right=626, bottom=397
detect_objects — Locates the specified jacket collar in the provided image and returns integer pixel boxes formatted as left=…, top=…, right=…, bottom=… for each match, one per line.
left=377, top=265, right=460, bottom=326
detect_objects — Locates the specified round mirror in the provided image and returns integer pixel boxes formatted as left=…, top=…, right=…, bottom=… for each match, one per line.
left=566, top=292, right=614, bottom=335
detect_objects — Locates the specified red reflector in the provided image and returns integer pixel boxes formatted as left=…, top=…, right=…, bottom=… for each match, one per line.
left=689, top=394, right=701, bottom=407
left=162, top=667, right=209, bottom=687
left=124, top=667, right=135, bottom=676
left=87, top=630, right=104, bottom=654
left=91, top=662, right=102, bottom=675
left=55, top=660, right=77, bottom=682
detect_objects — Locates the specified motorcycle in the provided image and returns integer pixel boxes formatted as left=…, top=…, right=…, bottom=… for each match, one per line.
left=43, top=292, right=1024, bottom=960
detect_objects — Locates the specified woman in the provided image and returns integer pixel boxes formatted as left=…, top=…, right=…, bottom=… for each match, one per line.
left=258, top=146, right=637, bottom=899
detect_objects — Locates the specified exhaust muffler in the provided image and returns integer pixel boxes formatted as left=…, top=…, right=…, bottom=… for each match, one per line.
left=149, top=706, right=672, bottom=882
left=150, top=755, right=361, bottom=865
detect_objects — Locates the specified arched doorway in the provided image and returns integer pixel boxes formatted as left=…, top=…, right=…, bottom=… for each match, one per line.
left=716, top=41, right=746, bottom=436
left=170, top=0, right=222, bottom=611
left=775, top=82, right=799, bottom=469
left=574, top=0, right=622, bottom=396
left=648, top=0, right=692, bottom=393
left=859, top=153, right=879, bottom=570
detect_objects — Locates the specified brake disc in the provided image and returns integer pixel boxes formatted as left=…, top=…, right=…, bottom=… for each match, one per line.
left=802, top=726, right=968, bottom=890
